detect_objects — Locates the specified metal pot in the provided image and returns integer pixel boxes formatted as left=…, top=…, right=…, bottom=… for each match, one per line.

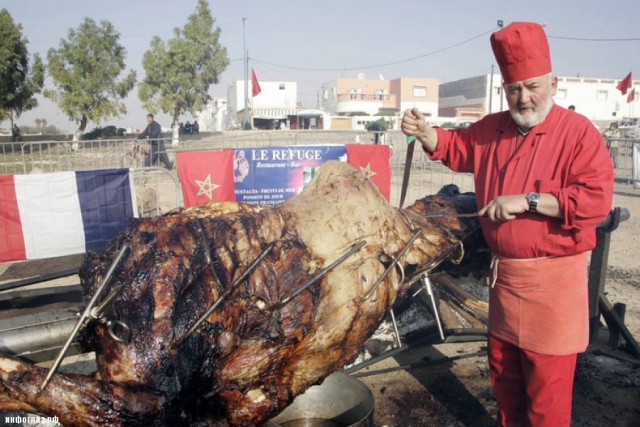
left=264, top=372, right=374, bottom=427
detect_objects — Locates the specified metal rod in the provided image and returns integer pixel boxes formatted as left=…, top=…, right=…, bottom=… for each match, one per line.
left=91, top=283, right=124, bottom=319
left=0, top=268, right=79, bottom=293
left=39, top=243, right=131, bottom=392
left=389, top=309, right=402, bottom=348
left=269, top=240, right=367, bottom=311
left=424, top=275, right=445, bottom=341
left=360, top=230, right=421, bottom=302
left=199, top=221, right=224, bottom=289
left=173, top=242, right=275, bottom=348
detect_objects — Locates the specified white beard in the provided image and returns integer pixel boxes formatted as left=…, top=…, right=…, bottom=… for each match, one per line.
left=509, top=94, right=554, bottom=129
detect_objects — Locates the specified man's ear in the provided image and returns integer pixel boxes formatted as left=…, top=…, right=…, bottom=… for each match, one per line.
left=550, top=75, right=558, bottom=96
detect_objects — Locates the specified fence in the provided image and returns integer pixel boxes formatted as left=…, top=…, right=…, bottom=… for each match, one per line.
left=1, top=131, right=638, bottom=217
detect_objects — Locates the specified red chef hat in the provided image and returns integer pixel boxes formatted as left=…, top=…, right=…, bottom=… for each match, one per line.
left=490, top=22, right=551, bottom=84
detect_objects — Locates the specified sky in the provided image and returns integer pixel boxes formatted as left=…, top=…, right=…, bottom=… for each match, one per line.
left=2, top=0, right=640, bottom=132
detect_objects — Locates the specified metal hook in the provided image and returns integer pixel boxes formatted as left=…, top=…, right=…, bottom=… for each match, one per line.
left=40, top=243, right=131, bottom=392
left=173, top=242, right=275, bottom=349
left=359, top=230, right=421, bottom=302
left=107, top=320, right=132, bottom=343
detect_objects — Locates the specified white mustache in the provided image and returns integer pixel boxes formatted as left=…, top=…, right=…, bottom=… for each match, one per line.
left=518, top=103, right=536, bottom=110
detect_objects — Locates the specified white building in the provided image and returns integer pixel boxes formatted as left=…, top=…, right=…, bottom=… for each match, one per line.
left=439, top=73, right=639, bottom=122
left=197, top=98, right=227, bottom=132
left=226, top=80, right=297, bottom=129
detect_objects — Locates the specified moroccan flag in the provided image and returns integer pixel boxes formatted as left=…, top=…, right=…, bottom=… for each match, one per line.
left=0, top=169, right=137, bottom=262
left=176, top=150, right=236, bottom=208
left=345, top=144, right=391, bottom=201
left=617, top=72, right=632, bottom=95
left=628, top=88, right=636, bottom=103
left=251, top=68, right=262, bottom=97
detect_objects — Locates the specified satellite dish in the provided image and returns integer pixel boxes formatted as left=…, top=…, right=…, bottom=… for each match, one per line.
left=357, top=72, right=366, bottom=80
left=378, top=73, right=385, bottom=80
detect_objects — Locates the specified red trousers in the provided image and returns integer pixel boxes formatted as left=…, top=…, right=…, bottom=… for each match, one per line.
left=488, top=335, right=577, bottom=427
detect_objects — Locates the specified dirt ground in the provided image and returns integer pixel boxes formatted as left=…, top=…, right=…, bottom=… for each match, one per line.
left=0, top=181, right=638, bottom=426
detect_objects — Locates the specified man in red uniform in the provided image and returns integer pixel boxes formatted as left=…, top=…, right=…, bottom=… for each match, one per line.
left=401, top=22, right=614, bottom=426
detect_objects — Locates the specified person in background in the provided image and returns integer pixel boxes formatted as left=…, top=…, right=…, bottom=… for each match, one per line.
left=192, top=120, right=200, bottom=134
left=402, top=22, right=613, bottom=426
left=603, top=122, right=621, bottom=168
left=568, top=105, right=576, bottom=111
left=11, top=123, right=21, bottom=142
left=138, top=113, right=172, bottom=170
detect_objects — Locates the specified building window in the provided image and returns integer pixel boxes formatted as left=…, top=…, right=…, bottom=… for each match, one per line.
left=279, top=83, right=286, bottom=90
left=556, top=89, right=567, bottom=99
left=349, top=89, right=363, bottom=100
left=413, top=86, right=427, bottom=97
left=597, top=90, right=608, bottom=101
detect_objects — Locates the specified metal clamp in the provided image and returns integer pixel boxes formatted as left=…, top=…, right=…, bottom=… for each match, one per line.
left=40, top=243, right=131, bottom=392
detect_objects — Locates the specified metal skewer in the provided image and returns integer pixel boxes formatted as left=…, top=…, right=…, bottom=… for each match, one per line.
left=359, top=230, right=421, bottom=302
left=173, top=242, right=275, bottom=348
left=197, top=220, right=224, bottom=287
left=40, top=243, right=131, bottom=392
left=268, top=240, right=367, bottom=311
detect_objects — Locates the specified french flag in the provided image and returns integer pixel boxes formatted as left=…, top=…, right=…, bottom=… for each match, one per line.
left=0, top=169, right=138, bottom=263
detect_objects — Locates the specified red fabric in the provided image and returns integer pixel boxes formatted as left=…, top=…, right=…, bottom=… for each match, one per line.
left=490, top=22, right=551, bottom=84
left=345, top=144, right=391, bottom=201
left=176, top=150, right=236, bottom=207
left=0, top=175, right=26, bottom=261
left=617, top=72, right=632, bottom=95
left=489, top=252, right=589, bottom=355
left=429, top=104, right=614, bottom=258
left=251, top=69, right=262, bottom=97
left=627, top=87, right=636, bottom=103
left=488, top=335, right=577, bottom=427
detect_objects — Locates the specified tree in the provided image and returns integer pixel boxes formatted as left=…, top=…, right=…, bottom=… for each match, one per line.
left=139, top=0, right=229, bottom=135
left=0, top=9, right=44, bottom=126
left=45, top=18, right=136, bottom=139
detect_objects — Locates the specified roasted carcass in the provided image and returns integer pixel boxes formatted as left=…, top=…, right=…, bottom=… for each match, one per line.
left=0, top=161, right=483, bottom=426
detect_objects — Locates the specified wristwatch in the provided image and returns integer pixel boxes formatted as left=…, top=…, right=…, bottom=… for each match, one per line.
left=526, top=192, right=540, bottom=213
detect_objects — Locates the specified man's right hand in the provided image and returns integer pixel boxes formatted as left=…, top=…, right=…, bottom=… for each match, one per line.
left=401, top=108, right=438, bottom=153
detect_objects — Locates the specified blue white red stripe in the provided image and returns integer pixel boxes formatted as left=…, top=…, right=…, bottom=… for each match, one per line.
left=0, top=169, right=137, bottom=262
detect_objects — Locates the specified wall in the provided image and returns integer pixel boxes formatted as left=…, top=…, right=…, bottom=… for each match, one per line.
left=394, top=77, right=439, bottom=118
left=226, top=80, right=297, bottom=129
left=555, top=77, right=639, bottom=120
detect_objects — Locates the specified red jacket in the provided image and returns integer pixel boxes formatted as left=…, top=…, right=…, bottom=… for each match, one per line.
left=429, top=105, right=614, bottom=258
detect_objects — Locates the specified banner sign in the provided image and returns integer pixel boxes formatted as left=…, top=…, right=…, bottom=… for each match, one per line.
left=233, top=145, right=347, bottom=205
left=177, top=144, right=390, bottom=208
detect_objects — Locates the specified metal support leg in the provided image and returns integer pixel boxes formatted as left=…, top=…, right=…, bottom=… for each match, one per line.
left=423, top=275, right=445, bottom=341
left=388, top=309, right=402, bottom=348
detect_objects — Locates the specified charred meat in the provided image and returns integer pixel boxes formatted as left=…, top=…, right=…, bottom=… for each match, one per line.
left=0, top=161, right=483, bottom=426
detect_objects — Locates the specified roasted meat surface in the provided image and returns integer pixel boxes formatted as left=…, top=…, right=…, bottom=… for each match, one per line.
left=0, top=161, right=483, bottom=426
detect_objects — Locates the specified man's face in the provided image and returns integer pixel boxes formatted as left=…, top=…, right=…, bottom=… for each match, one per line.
left=147, top=116, right=153, bottom=125
left=504, top=74, right=557, bottom=129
